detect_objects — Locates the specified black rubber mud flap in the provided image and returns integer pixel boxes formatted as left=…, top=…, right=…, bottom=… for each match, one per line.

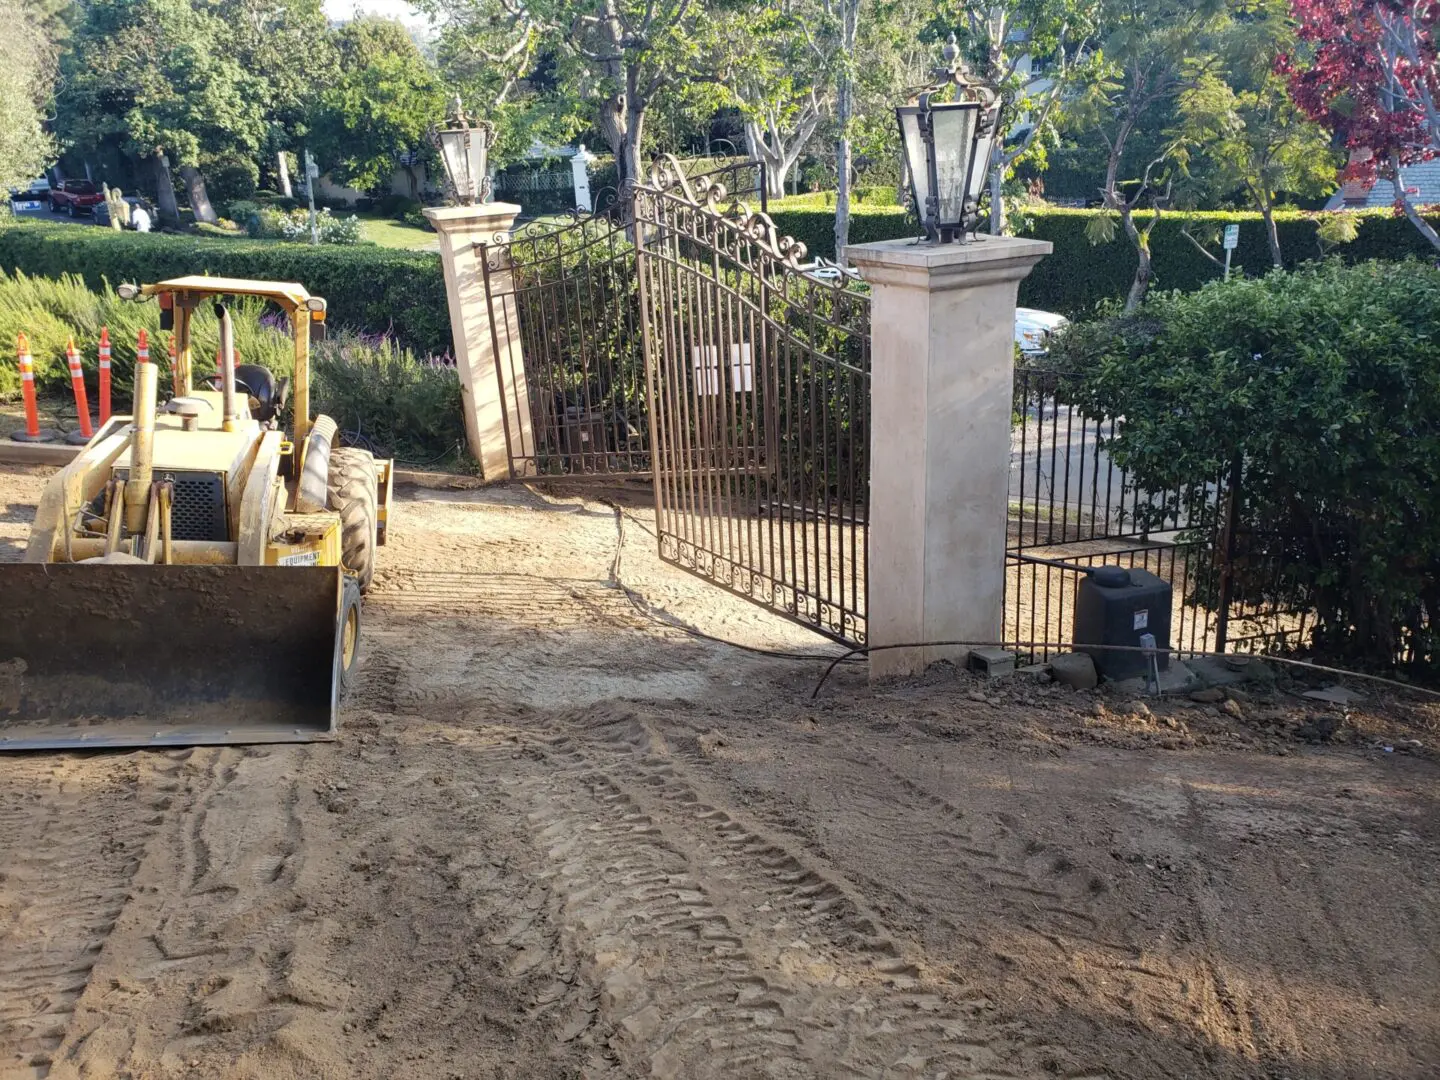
left=0, top=564, right=344, bottom=750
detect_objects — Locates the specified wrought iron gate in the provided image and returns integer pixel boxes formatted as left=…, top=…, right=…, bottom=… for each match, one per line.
left=633, top=161, right=872, bottom=645
left=479, top=160, right=766, bottom=476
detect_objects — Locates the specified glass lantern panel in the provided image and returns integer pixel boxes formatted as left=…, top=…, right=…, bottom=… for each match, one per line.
left=466, top=132, right=488, bottom=202
left=930, top=104, right=977, bottom=226
left=437, top=129, right=471, bottom=201
left=967, top=107, right=999, bottom=206
left=897, top=108, right=930, bottom=228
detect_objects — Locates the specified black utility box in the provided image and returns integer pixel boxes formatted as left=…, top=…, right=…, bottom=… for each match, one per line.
left=1073, top=566, right=1172, bottom=680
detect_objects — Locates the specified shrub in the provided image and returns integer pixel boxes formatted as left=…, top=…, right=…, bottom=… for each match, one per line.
left=227, top=199, right=261, bottom=224
left=312, top=331, right=465, bottom=464
left=0, top=219, right=450, bottom=356
left=378, top=194, right=422, bottom=221
left=276, top=208, right=362, bottom=245
left=246, top=206, right=289, bottom=239
left=1046, top=259, right=1440, bottom=676
left=205, top=159, right=260, bottom=204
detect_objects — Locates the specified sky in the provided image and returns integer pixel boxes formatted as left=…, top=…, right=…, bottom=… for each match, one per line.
left=322, top=0, right=430, bottom=32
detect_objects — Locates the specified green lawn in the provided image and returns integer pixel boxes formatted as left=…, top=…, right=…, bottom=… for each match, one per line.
left=355, top=213, right=437, bottom=250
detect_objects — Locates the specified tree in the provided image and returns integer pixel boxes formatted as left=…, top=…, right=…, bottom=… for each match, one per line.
left=219, top=0, right=337, bottom=197
left=0, top=0, right=55, bottom=196
left=830, top=0, right=862, bottom=258
left=422, top=0, right=714, bottom=189
left=700, top=0, right=835, bottom=198
left=56, top=0, right=267, bottom=223
left=1173, top=0, right=1338, bottom=266
left=308, top=18, right=446, bottom=194
left=1069, top=0, right=1227, bottom=310
left=945, top=0, right=1101, bottom=234
left=1283, top=0, right=1440, bottom=251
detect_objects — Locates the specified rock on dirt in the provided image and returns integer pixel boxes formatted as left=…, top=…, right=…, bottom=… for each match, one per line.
left=1049, top=651, right=1098, bottom=690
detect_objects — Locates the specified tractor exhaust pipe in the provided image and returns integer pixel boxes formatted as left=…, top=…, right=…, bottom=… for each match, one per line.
left=216, top=303, right=240, bottom=432
left=124, top=342, right=158, bottom=535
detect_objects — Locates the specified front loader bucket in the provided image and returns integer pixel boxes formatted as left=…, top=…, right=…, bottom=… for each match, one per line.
left=0, top=564, right=344, bottom=750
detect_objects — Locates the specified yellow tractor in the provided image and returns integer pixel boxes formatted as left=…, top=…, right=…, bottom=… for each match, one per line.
left=0, top=277, right=392, bottom=750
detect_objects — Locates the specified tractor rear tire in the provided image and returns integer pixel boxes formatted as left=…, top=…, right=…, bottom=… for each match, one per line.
left=328, top=447, right=378, bottom=591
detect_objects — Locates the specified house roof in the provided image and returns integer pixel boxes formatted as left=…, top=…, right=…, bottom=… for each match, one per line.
left=1325, top=159, right=1440, bottom=210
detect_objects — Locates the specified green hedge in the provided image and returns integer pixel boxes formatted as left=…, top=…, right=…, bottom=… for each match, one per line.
left=764, top=202, right=1440, bottom=315
left=0, top=221, right=451, bottom=356
left=1044, top=259, right=1440, bottom=675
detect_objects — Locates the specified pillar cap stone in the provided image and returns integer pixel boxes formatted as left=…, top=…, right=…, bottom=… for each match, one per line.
left=422, top=201, right=521, bottom=236
left=845, top=233, right=1052, bottom=291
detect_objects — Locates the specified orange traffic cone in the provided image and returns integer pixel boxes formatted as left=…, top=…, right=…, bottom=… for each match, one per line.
left=10, top=332, right=53, bottom=443
left=98, top=327, right=112, bottom=423
left=65, top=337, right=94, bottom=444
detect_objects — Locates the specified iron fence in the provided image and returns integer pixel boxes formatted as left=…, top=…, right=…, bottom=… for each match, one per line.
left=1006, top=370, right=1313, bottom=661
left=477, top=158, right=771, bottom=478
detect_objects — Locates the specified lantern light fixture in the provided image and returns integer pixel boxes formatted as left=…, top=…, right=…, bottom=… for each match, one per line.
left=896, top=34, right=1002, bottom=244
left=431, top=95, right=497, bottom=206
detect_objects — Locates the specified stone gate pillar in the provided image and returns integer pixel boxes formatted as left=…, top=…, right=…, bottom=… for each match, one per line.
left=846, top=235, right=1051, bottom=680
left=424, top=201, right=534, bottom=480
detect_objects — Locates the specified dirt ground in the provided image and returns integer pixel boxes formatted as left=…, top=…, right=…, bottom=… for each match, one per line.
left=1, top=461, right=1438, bottom=1080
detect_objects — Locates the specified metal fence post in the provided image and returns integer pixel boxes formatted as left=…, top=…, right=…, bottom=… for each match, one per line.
left=1214, top=455, right=1243, bottom=653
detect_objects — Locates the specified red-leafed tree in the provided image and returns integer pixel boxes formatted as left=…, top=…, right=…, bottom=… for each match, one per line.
left=1283, top=0, right=1440, bottom=250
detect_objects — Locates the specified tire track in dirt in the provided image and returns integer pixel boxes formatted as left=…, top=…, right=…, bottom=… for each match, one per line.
left=0, top=752, right=181, bottom=1078
left=520, top=707, right=1027, bottom=1079
left=47, top=745, right=352, bottom=1080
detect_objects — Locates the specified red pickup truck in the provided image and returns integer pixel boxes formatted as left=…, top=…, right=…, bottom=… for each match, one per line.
left=48, top=179, right=105, bottom=216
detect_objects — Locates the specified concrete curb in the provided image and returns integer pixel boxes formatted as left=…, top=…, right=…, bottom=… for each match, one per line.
left=0, top=441, right=80, bottom=467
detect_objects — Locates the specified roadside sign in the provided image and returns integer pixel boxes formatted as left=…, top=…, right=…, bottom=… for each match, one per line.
left=1223, top=224, right=1240, bottom=250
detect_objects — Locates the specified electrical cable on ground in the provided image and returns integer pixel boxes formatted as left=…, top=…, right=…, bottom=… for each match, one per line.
left=809, top=641, right=1440, bottom=700
left=593, top=496, right=1440, bottom=703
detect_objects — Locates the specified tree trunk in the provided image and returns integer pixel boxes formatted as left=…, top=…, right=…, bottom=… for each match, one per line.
left=153, top=152, right=181, bottom=225
left=277, top=151, right=293, bottom=198
left=1261, top=201, right=1282, bottom=268
left=1118, top=205, right=1152, bottom=312
left=834, top=76, right=853, bottom=262
left=179, top=166, right=218, bottom=224
left=1393, top=159, right=1440, bottom=252
left=620, top=114, right=645, bottom=197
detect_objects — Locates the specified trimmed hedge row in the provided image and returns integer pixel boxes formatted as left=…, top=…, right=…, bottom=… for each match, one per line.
left=4, top=206, right=1436, bottom=343
left=765, top=203, right=1440, bottom=315
left=0, top=222, right=452, bottom=356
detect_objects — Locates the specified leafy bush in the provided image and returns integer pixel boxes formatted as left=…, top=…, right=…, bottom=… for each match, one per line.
left=205, top=159, right=260, bottom=204
left=244, top=206, right=362, bottom=245
left=227, top=199, right=261, bottom=224
left=400, top=207, right=431, bottom=230
left=276, top=207, right=362, bottom=245
left=0, top=219, right=450, bottom=356
left=377, top=194, right=422, bottom=220
left=246, top=206, right=289, bottom=239
left=312, top=330, right=464, bottom=464
left=1046, top=259, right=1440, bottom=675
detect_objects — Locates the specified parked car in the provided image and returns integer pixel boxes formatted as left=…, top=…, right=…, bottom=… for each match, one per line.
left=49, top=179, right=105, bottom=216
left=1015, top=307, right=1069, bottom=357
left=93, top=195, right=155, bottom=230
left=8, top=177, right=50, bottom=213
